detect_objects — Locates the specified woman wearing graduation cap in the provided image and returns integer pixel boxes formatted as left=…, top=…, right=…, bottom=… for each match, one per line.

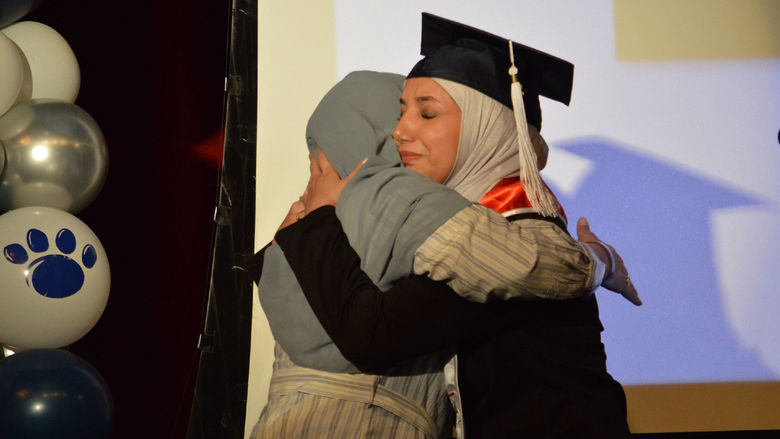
left=267, top=14, right=634, bottom=438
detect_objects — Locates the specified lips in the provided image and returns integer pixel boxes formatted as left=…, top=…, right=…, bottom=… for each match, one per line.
left=399, top=150, right=423, bottom=165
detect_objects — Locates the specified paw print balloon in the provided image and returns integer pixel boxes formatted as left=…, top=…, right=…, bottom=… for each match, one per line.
left=0, top=206, right=110, bottom=350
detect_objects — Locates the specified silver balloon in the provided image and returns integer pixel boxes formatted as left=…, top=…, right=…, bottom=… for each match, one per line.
left=0, top=99, right=107, bottom=213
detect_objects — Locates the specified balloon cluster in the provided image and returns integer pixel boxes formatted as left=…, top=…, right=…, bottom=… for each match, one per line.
left=0, top=349, right=114, bottom=438
left=1, top=2, right=113, bottom=437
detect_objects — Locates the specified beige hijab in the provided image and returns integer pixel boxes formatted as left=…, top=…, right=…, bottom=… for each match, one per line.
left=434, top=78, right=522, bottom=202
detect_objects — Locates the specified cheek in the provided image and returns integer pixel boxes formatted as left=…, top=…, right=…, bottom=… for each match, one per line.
left=438, top=120, right=460, bottom=170
left=423, top=130, right=459, bottom=182
left=446, top=125, right=460, bottom=162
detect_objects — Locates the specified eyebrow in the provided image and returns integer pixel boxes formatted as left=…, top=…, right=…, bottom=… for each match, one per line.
left=399, top=96, right=440, bottom=105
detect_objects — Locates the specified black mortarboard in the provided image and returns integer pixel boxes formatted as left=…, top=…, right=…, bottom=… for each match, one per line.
left=407, top=12, right=574, bottom=130
left=408, top=12, right=572, bottom=217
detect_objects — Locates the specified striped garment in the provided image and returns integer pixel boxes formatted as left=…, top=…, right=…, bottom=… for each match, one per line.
left=414, top=204, right=600, bottom=303
left=250, top=344, right=454, bottom=439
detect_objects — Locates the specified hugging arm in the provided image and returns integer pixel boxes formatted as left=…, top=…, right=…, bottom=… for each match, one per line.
left=253, top=162, right=639, bottom=372
left=275, top=206, right=511, bottom=372
left=251, top=159, right=470, bottom=372
left=339, top=166, right=641, bottom=305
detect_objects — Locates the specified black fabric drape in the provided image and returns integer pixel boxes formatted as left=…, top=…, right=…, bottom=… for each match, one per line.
left=25, top=1, right=232, bottom=437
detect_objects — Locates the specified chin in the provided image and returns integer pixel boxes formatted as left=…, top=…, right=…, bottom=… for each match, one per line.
left=404, top=162, right=423, bottom=174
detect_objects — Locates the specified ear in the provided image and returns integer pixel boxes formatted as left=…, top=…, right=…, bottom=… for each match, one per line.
left=528, top=125, right=548, bottom=170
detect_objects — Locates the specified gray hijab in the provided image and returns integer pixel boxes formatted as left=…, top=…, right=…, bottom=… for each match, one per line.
left=256, top=71, right=469, bottom=371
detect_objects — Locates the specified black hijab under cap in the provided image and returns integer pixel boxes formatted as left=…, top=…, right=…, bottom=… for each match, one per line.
left=407, top=13, right=574, bottom=130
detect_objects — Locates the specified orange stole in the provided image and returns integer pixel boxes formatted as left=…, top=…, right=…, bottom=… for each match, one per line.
left=479, top=177, right=567, bottom=223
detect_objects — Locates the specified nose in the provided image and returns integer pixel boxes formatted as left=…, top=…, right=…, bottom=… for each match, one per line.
left=393, top=114, right=413, bottom=146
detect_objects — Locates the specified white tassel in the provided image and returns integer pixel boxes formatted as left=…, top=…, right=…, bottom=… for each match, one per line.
left=508, top=41, right=557, bottom=217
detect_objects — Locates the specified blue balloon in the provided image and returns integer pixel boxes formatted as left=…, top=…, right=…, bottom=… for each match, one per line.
left=0, top=0, right=45, bottom=29
left=0, top=349, right=113, bottom=438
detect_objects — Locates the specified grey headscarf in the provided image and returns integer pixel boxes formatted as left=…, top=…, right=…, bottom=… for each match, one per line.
left=256, top=71, right=469, bottom=371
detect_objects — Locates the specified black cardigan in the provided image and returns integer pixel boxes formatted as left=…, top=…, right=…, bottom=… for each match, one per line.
left=272, top=206, right=629, bottom=438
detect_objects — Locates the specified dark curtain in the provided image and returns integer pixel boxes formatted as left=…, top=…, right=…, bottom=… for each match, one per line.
left=25, top=1, right=231, bottom=437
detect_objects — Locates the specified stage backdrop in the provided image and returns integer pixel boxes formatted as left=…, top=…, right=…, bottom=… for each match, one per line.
left=251, top=0, right=780, bottom=435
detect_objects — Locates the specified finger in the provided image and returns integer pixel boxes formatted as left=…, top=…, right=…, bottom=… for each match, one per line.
left=309, top=153, right=321, bottom=177
left=611, top=269, right=642, bottom=306
left=300, top=180, right=312, bottom=205
left=315, top=147, right=336, bottom=174
left=576, top=217, right=597, bottom=242
left=625, top=289, right=642, bottom=306
left=344, top=157, right=368, bottom=183
left=278, top=200, right=305, bottom=232
left=625, top=275, right=642, bottom=306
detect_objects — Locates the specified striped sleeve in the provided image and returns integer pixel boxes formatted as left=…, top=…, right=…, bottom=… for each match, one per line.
left=413, top=204, right=601, bottom=302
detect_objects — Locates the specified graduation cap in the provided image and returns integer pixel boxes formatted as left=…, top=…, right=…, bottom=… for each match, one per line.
left=407, top=12, right=573, bottom=131
left=407, top=12, right=573, bottom=217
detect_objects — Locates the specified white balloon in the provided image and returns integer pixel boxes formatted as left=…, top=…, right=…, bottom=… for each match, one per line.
left=0, top=32, right=29, bottom=116
left=0, top=22, right=79, bottom=103
left=0, top=206, right=110, bottom=350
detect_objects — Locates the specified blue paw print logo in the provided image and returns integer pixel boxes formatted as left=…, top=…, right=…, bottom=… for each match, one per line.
left=3, top=228, right=97, bottom=299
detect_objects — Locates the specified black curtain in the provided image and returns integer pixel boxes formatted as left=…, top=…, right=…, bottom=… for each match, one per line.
left=24, top=0, right=235, bottom=437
